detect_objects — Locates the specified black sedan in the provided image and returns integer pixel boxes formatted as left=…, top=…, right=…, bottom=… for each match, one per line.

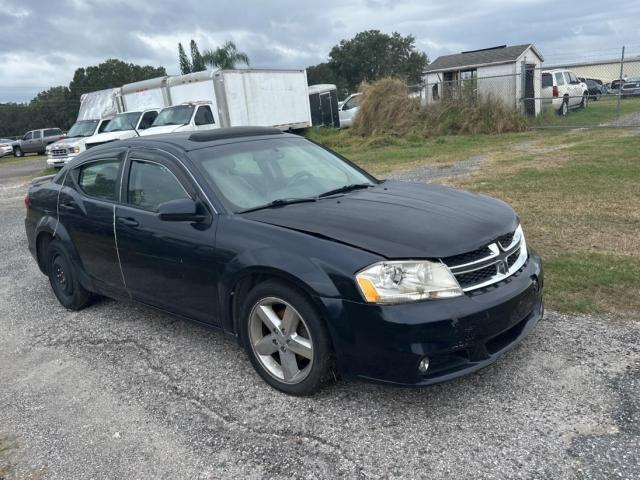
left=25, top=127, right=543, bottom=395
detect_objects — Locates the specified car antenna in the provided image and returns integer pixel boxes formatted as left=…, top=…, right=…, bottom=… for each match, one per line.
left=129, top=123, right=140, bottom=137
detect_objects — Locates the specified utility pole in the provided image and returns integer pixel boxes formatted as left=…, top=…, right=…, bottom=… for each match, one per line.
left=616, top=46, right=625, bottom=119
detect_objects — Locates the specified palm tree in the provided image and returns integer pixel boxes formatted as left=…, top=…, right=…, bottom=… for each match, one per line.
left=202, top=41, right=250, bottom=70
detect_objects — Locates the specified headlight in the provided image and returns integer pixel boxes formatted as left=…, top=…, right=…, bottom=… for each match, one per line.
left=356, top=260, right=463, bottom=304
left=72, top=146, right=80, bottom=153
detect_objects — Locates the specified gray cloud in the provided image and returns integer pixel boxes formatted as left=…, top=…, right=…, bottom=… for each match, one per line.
left=1, top=0, right=639, bottom=102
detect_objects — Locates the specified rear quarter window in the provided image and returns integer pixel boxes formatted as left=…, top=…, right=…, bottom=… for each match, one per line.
left=542, top=73, right=553, bottom=88
left=76, top=159, right=121, bottom=201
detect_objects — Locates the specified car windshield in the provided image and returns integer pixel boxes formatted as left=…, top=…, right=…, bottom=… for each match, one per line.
left=189, top=137, right=376, bottom=213
left=152, top=105, right=194, bottom=127
left=66, top=120, right=99, bottom=137
left=104, top=112, right=141, bottom=132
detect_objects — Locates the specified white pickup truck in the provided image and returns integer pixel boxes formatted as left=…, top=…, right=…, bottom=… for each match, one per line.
left=140, top=102, right=216, bottom=136
left=46, top=118, right=111, bottom=167
left=84, top=110, right=159, bottom=149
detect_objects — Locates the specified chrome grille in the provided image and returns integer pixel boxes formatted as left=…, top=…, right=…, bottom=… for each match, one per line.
left=51, top=148, right=68, bottom=157
left=441, top=225, right=528, bottom=292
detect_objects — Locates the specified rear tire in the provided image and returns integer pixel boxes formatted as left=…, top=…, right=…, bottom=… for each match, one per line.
left=240, top=279, right=334, bottom=396
left=559, top=99, right=569, bottom=116
left=46, top=240, right=92, bottom=310
left=13, top=146, right=23, bottom=157
left=580, top=93, right=588, bottom=109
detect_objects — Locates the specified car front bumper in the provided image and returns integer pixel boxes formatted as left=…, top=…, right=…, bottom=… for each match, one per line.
left=321, top=250, right=543, bottom=386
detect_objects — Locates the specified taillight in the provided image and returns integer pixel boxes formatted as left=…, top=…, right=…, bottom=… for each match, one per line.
left=24, top=192, right=30, bottom=209
left=58, top=136, right=65, bottom=140
left=552, top=86, right=559, bottom=97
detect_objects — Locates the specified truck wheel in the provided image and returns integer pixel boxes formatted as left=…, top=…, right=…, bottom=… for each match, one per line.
left=241, top=279, right=334, bottom=395
left=580, top=93, right=588, bottom=109
left=13, top=146, right=24, bottom=157
left=46, top=240, right=92, bottom=311
left=559, top=99, right=569, bottom=116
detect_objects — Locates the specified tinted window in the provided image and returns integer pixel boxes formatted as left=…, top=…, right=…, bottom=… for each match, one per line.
left=127, top=160, right=190, bottom=211
left=554, top=72, right=565, bottom=86
left=542, top=73, right=553, bottom=88
left=98, top=119, right=110, bottom=133
left=77, top=159, right=121, bottom=201
left=139, top=111, right=158, bottom=129
left=194, top=106, right=215, bottom=126
left=33, top=131, right=42, bottom=139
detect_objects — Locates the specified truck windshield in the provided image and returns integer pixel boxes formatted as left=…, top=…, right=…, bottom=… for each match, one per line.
left=152, top=105, right=195, bottom=127
left=104, top=112, right=142, bottom=132
left=66, top=120, right=99, bottom=138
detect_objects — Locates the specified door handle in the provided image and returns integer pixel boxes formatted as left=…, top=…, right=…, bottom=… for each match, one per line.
left=117, top=217, right=139, bottom=227
left=59, top=200, right=77, bottom=211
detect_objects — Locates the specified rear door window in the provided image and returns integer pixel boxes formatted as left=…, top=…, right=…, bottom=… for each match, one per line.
left=33, top=131, right=42, bottom=139
left=76, top=159, right=121, bottom=202
left=554, top=73, right=565, bottom=86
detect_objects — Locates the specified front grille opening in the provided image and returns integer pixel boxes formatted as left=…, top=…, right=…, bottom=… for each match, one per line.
left=506, top=250, right=519, bottom=268
left=455, top=264, right=497, bottom=288
left=486, top=315, right=529, bottom=354
left=497, top=231, right=515, bottom=249
left=442, top=246, right=492, bottom=267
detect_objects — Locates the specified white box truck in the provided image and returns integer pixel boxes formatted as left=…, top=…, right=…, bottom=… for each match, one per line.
left=46, top=88, right=120, bottom=167
left=141, top=69, right=311, bottom=136
left=118, top=76, right=171, bottom=112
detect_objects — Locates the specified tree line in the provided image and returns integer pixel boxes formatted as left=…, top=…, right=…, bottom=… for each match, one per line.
left=0, top=30, right=427, bottom=137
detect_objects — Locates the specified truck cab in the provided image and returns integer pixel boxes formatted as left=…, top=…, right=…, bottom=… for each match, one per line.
left=140, top=102, right=217, bottom=136
left=46, top=118, right=111, bottom=168
left=14, top=128, right=64, bottom=157
left=85, top=109, right=159, bottom=149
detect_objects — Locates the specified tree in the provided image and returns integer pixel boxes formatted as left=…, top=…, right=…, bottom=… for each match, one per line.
left=190, top=40, right=206, bottom=72
left=202, top=41, right=250, bottom=70
left=306, top=62, right=348, bottom=97
left=326, top=30, right=428, bottom=93
left=178, top=43, right=192, bottom=74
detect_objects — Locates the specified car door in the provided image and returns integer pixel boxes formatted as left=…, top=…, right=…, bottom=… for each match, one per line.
left=339, top=95, right=360, bottom=128
left=566, top=72, right=581, bottom=107
left=22, top=131, right=35, bottom=153
left=114, top=149, right=220, bottom=324
left=57, top=148, right=128, bottom=298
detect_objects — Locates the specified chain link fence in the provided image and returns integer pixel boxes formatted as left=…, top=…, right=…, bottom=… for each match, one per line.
left=418, top=46, right=640, bottom=128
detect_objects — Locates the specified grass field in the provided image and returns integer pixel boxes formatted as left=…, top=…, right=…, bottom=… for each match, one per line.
left=310, top=127, right=640, bottom=315
left=535, top=95, right=640, bottom=127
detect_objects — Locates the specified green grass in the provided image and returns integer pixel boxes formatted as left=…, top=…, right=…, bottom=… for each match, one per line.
left=0, top=153, right=47, bottom=165
left=535, top=95, right=640, bottom=127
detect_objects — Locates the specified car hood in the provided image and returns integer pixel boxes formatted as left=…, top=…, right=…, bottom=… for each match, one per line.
left=86, top=130, right=136, bottom=144
left=140, top=125, right=188, bottom=136
left=242, top=181, right=519, bottom=259
left=48, top=137, right=85, bottom=149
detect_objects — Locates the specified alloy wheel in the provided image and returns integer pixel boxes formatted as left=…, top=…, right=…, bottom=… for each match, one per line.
left=248, top=297, right=314, bottom=384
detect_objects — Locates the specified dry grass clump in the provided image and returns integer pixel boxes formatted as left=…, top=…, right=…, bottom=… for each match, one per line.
left=351, top=77, right=528, bottom=137
left=352, top=78, right=420, bottom=136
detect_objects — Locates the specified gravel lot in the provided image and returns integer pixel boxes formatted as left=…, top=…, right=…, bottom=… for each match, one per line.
left=1, top=162, right=639, bottom=479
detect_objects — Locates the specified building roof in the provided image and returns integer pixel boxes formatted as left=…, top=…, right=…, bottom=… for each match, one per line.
left=425, top=44, right=543, bottom=73
left=544, top=55, right=640, bottom=70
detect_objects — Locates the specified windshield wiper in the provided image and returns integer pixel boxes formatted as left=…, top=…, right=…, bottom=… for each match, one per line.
left=237, top=197, right=317, bottom=214
left=318, top=183, right=374, bottom=198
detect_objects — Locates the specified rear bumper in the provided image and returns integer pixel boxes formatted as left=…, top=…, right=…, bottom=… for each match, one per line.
left=321, top=251, right=543, bottom=386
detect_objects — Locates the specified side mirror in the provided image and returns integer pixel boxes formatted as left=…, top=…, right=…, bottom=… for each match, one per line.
left=158, top=198, right=202, bottom=222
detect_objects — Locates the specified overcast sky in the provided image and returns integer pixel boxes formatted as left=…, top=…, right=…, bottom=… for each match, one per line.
left=1, top=0, right=639, bottom=102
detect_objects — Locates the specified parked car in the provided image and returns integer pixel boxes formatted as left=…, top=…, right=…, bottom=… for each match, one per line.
left=0, top=138, right=16, bottom=157
left=25, top=127, right=543, bottom=395
left=46, top=118, right=112, bottom=168
left=541, top=69, right=588, bottom=115
left=621, top=77, right=640, bottom=97
left=339, top=93, right=361, bottom=128
left=84, top=110, right=158, bottom=149
left=609, top=79, right=624, bottom=95
left=139, top=102, right=216, bottom=136
left=582, top=79, right=603, bottom=100
left=13, top=128, right=64, bottom=157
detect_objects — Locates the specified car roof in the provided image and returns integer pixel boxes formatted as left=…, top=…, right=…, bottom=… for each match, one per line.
left=86, top=127, right=291, bottom=154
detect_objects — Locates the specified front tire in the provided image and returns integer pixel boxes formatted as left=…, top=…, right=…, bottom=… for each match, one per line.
left=13, top=147, right=23, bottom=157
left=240, top=280, right=334, bottom=395
left=46, top=240, right=92, bottom=310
